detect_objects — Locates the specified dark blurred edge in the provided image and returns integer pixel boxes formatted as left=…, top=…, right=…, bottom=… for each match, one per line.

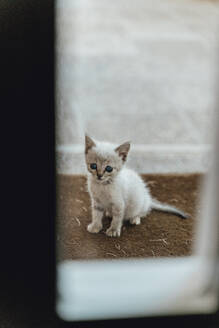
left=0, top=0, right=218, bottom=327
left=0, top=0, right=55, bottom=326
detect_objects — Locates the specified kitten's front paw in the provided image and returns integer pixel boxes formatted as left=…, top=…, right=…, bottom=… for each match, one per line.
left=87, top=222, right=102, bottom=234
left=106, top=226, right=121, bottom=237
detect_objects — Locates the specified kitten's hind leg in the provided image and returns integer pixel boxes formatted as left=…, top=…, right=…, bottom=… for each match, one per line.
left=130, top=216, right=141, bottom=225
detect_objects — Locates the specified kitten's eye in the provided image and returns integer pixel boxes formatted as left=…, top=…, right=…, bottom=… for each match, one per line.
left=90, top=163, right=97, bottom=170
left=105, top=165, right=113, bottom=172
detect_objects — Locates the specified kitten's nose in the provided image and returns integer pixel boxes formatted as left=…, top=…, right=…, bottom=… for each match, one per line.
left=97, top=174, right=102, bottom=180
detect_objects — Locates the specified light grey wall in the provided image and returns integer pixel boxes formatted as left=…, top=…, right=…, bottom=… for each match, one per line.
left=56, top=0, right=219, bottom=173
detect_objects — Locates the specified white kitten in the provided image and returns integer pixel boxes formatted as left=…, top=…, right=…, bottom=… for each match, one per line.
left=85, top=135, right=188, bottom=237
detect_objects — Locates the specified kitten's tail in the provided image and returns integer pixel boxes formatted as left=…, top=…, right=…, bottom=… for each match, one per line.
left=151, top=199, right=189, bottom=219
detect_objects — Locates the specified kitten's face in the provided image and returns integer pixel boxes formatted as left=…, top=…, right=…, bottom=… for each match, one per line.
left=85, top=136, right=130, bottom=185
left=86, top=150, right=122, bottom=184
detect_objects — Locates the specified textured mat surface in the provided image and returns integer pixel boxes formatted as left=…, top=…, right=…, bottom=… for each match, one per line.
left=57, top=173, right=203, bottom=261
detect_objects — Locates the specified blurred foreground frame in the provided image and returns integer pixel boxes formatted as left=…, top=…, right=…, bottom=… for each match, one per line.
left=0, top=1, right=219, bottom=328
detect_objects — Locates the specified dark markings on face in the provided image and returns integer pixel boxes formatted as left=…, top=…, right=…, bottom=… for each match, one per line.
left=88, top=161, right=114, bottom=179
left=85, top=146, right=124, bottom=183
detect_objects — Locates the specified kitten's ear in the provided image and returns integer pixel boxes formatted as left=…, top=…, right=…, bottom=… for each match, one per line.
left=85, top=135, right=96, bottom=154
left=115, top=141, right=130, bottom=162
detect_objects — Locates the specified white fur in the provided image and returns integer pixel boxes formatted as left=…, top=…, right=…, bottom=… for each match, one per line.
left=86, top=140, right=152, bottom=237
left=85, top=138, right=187, bottom=237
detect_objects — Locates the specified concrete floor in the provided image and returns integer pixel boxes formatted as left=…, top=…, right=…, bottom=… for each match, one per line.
left=56, top=0, right=219, bottom=174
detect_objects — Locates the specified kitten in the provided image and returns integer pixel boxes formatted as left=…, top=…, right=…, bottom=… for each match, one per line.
left=85, top=135, right=188, bottom=237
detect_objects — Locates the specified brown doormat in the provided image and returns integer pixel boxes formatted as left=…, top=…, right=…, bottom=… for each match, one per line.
left=57, top=173, right=203, bottom=262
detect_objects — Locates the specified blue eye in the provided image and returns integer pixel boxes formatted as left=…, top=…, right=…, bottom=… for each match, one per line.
left=90, top=163, right=97, bottom=170
left=105, top=165, right=113, bottom=172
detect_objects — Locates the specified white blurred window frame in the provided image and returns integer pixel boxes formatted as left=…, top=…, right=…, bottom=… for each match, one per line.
left=56, top=113, right=219, bottom=322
